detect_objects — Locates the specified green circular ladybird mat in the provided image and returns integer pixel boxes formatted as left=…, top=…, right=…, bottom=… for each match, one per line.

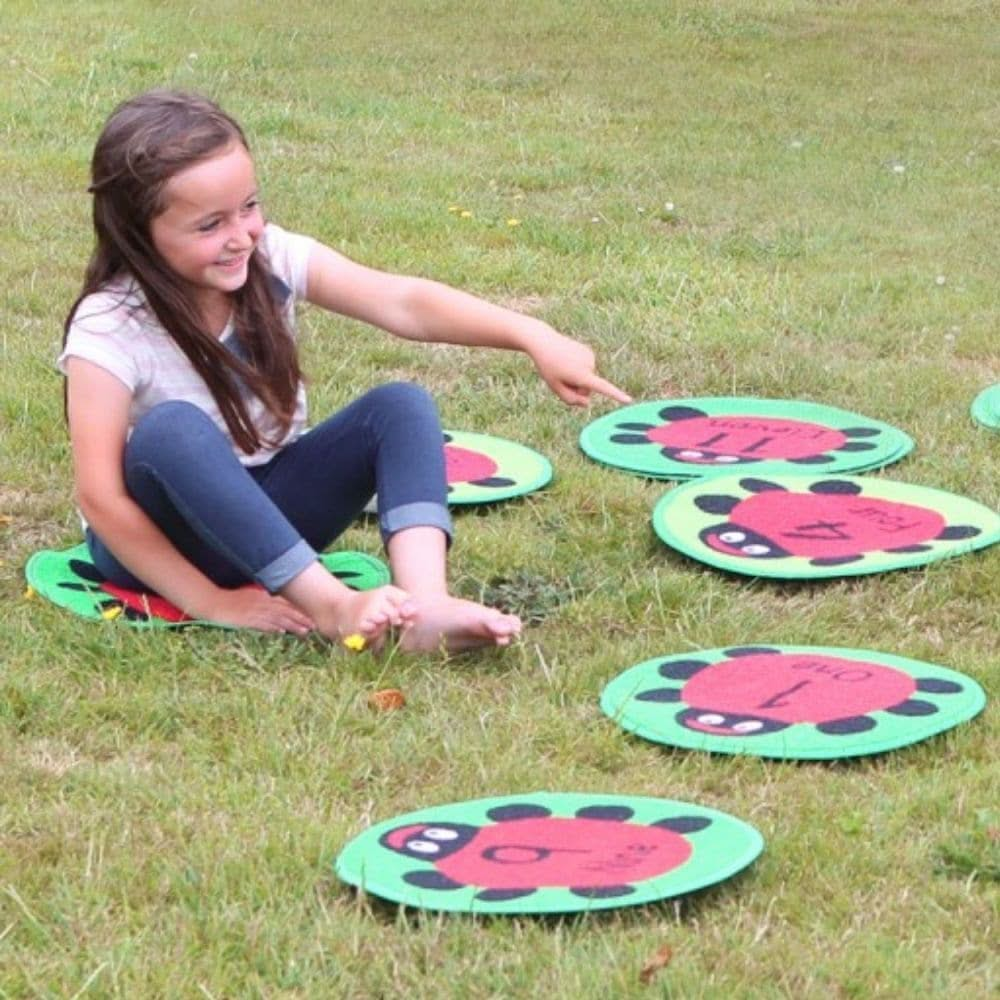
left=25, top=543, right=389, bottom=628
left=443, top=430, right=552, bottom=504
left=580, top=397, right=913, bottom=481
left=652, top=474, right=1000, bottom=579
left=601, top=646, right=986, bottom=760
left=971, top=384, right=1000, bottom=430
left=334, top=792, right=763, bottom=914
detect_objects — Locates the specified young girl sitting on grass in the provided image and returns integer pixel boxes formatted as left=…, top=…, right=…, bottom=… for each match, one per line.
left=60, top=89, right=629, bottom=652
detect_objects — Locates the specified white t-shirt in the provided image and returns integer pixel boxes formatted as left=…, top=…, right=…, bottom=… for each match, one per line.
left=58, top=222, right=316, bottom=466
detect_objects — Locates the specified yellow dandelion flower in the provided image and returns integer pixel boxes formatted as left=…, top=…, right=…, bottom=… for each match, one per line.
left=506, top=218, right=521, bottom=227
left=101, top=605, right=123, bottom=620
left=24, top=585, right=36, bottom=599
left=448, top=205, right=462, bottom=213
left=460, top=210, right=473, bottom=218
left=343, top=633, right=367, bottom=652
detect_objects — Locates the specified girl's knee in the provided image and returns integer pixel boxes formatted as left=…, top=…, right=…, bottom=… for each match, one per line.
left=368, top=380, right=438, bottom=418
left=127, top=401, right=224, bottom=465
left=132, top=400, right=212, bottom=436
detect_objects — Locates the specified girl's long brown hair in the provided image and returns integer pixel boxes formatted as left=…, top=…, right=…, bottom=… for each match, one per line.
left=64, top=89, right=302, bottom=454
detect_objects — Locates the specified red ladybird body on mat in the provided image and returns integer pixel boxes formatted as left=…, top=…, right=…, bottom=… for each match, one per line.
left=635, top=647, right=965, bottom=736
left=694, top=478, right=980, bottom=566
left=611, top=406, right=880, bottom=467
left=443, top=433, right=515, bottom=491
left=380, top=803, right=712, bottom=901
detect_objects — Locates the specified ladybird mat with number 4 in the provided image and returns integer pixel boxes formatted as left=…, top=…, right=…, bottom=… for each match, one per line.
left=580, top=397, right=913, bottom=480
left=601, top=645, right=986, bottom=759
left=652, top=473, right=1000, bottom=579
left=335, top=792, right=763, bottom=914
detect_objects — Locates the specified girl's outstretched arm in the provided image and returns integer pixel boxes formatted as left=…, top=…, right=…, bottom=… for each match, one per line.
left=304, top=243, right=631, bottom=407
left=65, top=359, right=315, bottom=633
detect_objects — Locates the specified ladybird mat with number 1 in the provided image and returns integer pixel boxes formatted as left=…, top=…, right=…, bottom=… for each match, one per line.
left=601, top=645, right=986, bottom=759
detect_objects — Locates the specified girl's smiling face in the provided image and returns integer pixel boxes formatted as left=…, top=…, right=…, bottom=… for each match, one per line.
left=150, top=142, right=263, bottom=325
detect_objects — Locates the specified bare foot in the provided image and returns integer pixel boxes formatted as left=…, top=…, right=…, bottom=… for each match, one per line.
left=313, top=585, right=415, bottom=647
left=399, top=596, right=521, bottom=653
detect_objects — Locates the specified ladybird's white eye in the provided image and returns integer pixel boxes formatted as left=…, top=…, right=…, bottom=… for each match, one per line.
left=733, top=720, right=765, bottom=733
left=719, top=531, right=745, bottom=544
left=407, top=839, right=440, bottom=854
left=679, top=450, right=703, bottom=459
left=742, top=544, right=770, bottom=556
left=698, top=713, right=725, bottom=725
left=715, top=455, right=740, bottom=463
left=423, top=827, right=459, bottom=841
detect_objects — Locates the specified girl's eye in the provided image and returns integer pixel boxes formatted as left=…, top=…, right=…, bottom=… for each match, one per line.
left=198, top=219, right=221, bottom=233
left=242, top=199, right=260, bottom=213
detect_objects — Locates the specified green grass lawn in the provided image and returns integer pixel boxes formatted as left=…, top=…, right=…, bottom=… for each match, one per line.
left=1, top=1, right=997, bottom=995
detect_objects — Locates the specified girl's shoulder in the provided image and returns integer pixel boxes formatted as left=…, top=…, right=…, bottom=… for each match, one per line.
left=70, top=276, right=151, bottom=337
left=61, top=277, right=167, bottom=386
left=260, top=222, right=315, bottom=299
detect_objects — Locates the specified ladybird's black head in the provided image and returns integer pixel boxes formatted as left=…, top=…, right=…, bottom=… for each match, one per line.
left=699, top=523, right=790, bottom=559
left=380, top=822, right=478, bottom=861
left=677, top=707, right=789, bottom=737
left=662, top=446, right=759, bottom=466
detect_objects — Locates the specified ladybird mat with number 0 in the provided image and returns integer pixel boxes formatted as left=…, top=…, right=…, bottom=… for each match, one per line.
left=334, top=792, right=763, bottom=914
left=601, top=645, right=986, bottom=759
left=25, top=543, right=389, bottom=628
left=580, top=397, right=913, bottom=481
left=651, top=473, right=1000, bottom=579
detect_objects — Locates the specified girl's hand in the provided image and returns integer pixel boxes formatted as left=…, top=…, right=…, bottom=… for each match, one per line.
left=205, top=587, right=315, bottom=635
left=528, top=329, right=632, bottom=407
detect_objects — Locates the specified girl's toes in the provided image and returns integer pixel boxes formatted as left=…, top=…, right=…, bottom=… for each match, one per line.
left=359, top=617, right=383, bottom=638
left=489, top=614, right=521, bottom=638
